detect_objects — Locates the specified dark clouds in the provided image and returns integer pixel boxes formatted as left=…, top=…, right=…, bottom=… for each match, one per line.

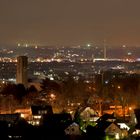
left=0, top=0, right=140, bottom=46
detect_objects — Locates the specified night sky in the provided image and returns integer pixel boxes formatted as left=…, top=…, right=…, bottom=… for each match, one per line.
left=0, top=0, right=140, bottom=46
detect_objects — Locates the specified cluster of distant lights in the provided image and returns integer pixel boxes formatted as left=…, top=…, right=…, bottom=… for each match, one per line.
left=17, top=43, right=38, bottom=49
left=0, top=43, right=139, bottom=63
left=0, top=57, right=17, bottom=62
left=0, top=56, right=139, bottom=63
left=16, top=43, right=92, bottom=48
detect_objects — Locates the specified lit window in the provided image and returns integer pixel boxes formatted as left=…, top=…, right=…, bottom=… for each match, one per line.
left=115, top=133, right=120, bottom=140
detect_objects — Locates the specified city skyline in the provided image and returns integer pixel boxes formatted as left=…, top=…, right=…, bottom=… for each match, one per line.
left=0, top=0, right=140, bottom=46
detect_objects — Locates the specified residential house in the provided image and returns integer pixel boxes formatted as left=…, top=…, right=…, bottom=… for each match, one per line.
left=95, top=121, right=127, bottom=139
left=29, top=105, right=53, bottom=125
left=65, top=122, right=81, bottom=135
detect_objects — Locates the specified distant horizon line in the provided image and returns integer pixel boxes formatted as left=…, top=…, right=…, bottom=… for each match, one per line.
left=0, top=43, right=140, bottom=48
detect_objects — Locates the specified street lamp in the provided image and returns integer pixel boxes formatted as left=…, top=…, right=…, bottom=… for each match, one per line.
left=117, top=85, right=121, bottom=89
left=50, top=93, right=56, bottom=100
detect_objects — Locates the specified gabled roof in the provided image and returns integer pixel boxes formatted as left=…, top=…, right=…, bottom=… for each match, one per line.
left=65, top=122, right=82, bottom=135
left=95, top=120, right=121, bottom=133
left=95, top=121, right=112, bottom=131
left=67, top=122, right=79, bottom=127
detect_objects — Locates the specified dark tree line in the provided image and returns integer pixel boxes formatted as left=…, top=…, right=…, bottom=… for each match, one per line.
left=0, top=74, right=139, bottom=114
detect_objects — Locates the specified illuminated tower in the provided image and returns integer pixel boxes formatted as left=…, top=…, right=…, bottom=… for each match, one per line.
left=16, top=56, right=28, bottom=88
left=104, top=46, right=107, bottom=59
left=103, top=40, right=107, bottom=59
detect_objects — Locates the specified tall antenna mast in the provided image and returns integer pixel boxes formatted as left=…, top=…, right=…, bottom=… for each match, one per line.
left=103, top=40, right=107, bottom=60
